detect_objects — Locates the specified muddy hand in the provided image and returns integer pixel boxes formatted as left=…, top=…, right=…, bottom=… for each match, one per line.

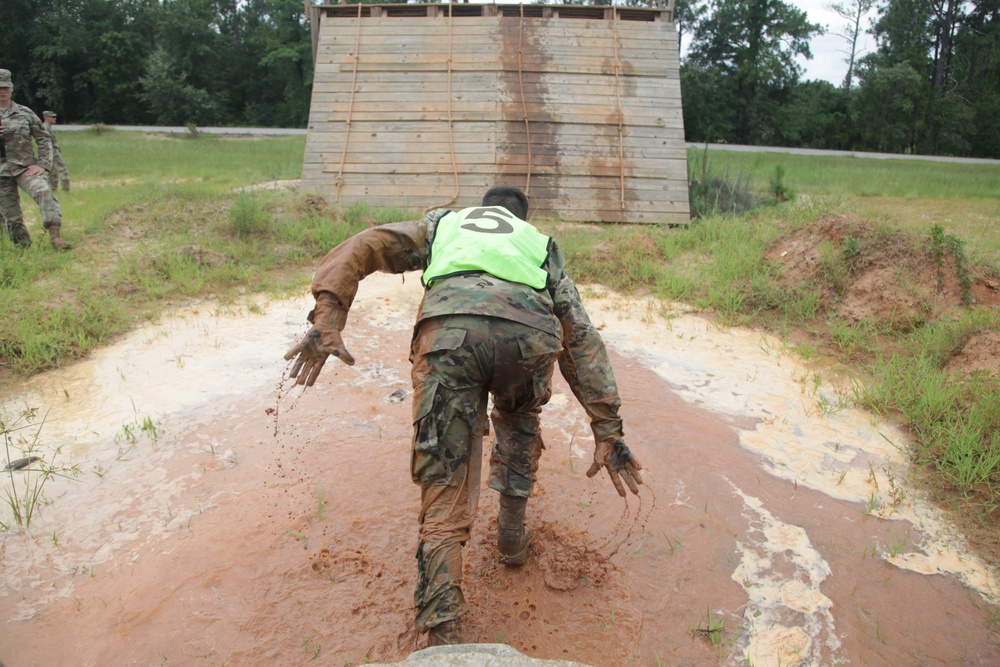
left=284, top=326, right=355, bottom=386
left=586, top=438, right=643, bottom=497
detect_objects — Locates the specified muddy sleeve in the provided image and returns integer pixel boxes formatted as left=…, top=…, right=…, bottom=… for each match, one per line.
left=548, top=242, right=625, bottom=444
left=29, top=110, right=53, bottom=172
left=310, top=218, right=432, bottom=310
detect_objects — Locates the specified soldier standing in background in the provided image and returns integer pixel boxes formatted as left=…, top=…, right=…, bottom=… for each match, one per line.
left=0, top=69, right=72, bottom=250
left=284, top=185, right=643, bottom=646
left=42, top=111, right=70, bottom=192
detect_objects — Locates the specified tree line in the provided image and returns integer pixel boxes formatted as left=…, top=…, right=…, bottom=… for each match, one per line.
left=1, top=0, right=996, bottom=158
left=680, top=0, right=1000, bottom=158
left=1, top=0, right=314, bottom=128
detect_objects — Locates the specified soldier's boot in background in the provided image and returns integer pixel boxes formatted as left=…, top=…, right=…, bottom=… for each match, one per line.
left=6, top=221, right=33, bottom=248
left=427, top=619, right=464, bottom=646
left=47, top=225, right=71, bottom=250
left=497, top=494, right=530, bottom=566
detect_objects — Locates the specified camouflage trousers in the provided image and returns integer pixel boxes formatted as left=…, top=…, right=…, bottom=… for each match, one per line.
left=410, top=314, right=561, bottom=633
left=0, top=169, right=63, bottom=244
left=48, top=154, right=70, bottom=192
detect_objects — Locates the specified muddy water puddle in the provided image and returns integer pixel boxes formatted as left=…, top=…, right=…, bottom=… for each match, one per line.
left=1, top=274, right=998, bottom=666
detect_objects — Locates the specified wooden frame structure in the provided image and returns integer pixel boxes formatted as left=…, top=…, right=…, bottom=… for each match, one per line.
left=302, top=2, right=689, bottom=224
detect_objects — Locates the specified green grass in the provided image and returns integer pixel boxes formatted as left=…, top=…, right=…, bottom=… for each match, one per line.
left=1, top=129, right=418, bottom=376
left=690, top=147, right=1000, bottom=199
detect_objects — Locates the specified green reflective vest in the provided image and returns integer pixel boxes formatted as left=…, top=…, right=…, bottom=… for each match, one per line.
left=422, top=206, right=551, bottom=290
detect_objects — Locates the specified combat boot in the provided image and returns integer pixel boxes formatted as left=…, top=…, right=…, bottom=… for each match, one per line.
left=497, top=494, right=530, bottom=566
left=427, top=619, right=464, bottom=646
left=47, top=225, right=71, bottom=250
left=7, top=222, right=32, bottom=248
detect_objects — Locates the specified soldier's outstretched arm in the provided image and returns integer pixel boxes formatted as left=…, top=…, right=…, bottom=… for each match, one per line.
left=546, top=242, right=642, bottom=496
left=285, top=217, right=435, bottom=387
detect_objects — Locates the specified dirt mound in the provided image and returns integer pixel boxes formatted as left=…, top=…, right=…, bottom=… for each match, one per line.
left=766, top=214, right=1000, bottom=375
left=945, top=330, right=1000, bottom=378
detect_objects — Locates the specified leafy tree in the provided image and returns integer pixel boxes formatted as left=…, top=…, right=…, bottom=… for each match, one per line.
left=687, top=0, right=823, bottom=144
left=680, top=61, right=737, bottom=142
left=239, top=0, right=314, bottom=127
left=675, top=0, right=709, bottom=53
left=957, top=1, right=1000, bottom=157
left=852, top=59, right=926, bottom=152
left=139, top=47, right=220, bottom=126
left=771, top=80, right=852, bottom=149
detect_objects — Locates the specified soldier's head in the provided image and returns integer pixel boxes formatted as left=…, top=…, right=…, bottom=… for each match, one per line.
left=43, top=111, right=57, bottom=123
left=482, top=186, right=529, bottom=220
left=0, top=69, right=12, bottom=106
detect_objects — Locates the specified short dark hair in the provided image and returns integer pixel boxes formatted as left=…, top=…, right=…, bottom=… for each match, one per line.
left=482, top=186, right=529, bottom=220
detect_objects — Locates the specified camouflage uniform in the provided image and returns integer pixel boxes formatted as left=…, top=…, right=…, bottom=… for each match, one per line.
left=0, top=83, right=66, bottom=248
left=310, top=208, right=625, bottom=634
left=43, top=112, right=70, bottom=192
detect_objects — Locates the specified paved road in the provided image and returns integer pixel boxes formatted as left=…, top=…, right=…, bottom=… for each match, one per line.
left=55, top=124, right=998, bottom=165
left=56, top=124, right=307, bottom=136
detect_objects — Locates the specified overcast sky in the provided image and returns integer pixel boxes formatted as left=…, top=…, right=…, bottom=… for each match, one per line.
left=789, top=0, right=877, bottom=85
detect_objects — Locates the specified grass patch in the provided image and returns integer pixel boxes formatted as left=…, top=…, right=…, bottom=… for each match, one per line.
left=0, top=131, right=418, bottom=377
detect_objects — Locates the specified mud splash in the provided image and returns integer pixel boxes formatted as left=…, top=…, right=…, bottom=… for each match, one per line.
left=1, top=274, right=997, bottom=666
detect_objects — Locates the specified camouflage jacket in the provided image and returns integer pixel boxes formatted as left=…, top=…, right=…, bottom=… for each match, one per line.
left=43, top=120, right=62, bottom=155
left=0, top=102, right=52, bottom=174
left=311, top=209, right=625, bottom=443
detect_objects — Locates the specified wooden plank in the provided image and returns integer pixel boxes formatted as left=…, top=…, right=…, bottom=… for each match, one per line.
left=312, top=174, right=689, bottom=198
left=311, top=71, right=498, bottom=88
left=305, top=159, right=688, bottom=181
left=316, top=52, right=676, bottom=72
left=304, top=125, right=499, bottom=140
left=308, top=97, right=682, bottom=117
left=318, top=18, right=675, bottom=40
left=296, top=185, right=689, bottom=223
left=303, top=140, right=688, bottom=163
left=315, top=60, right=674, bottom=77
left=320, top=19, right=674, bottom=36
left=504, top=142, right=687, bottom=159
left=316, top=32, right=678, bottom=56
left=308, top=91, right=680, bottom=114
left=307, top=105, right=683, bottom=127
left=305, top=122, right=686, bottom=143
left=308, top=112, right=683, bottom=129
left=308, top=83, right=682, bottom=111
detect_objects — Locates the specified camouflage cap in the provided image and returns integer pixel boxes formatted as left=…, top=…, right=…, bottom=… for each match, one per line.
left=0, top=69, right=12, bottom=88
left=43, top=110, right=57, bottom=118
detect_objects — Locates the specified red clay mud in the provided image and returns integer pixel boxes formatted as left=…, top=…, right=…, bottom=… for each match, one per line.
left=0, top=272, right=998, bottom=666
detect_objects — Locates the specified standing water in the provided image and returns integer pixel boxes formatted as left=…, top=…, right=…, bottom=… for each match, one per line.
left=0, top=273, right=997, bottom=666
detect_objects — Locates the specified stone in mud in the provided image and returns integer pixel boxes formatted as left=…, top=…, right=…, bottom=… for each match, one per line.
left=3, top=456, right=41, bottom=471
left=367, top=643, right=594, bottom=666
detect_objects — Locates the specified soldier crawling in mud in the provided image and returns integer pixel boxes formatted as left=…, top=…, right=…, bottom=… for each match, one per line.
left=0, top=68, right=72, bottom=250
left=285, top=185, right=643, bottom=646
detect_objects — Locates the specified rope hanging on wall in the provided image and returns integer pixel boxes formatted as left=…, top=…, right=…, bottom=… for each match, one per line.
left=611, top=5, right=627, bottom=211
left=333, top=3, right=364, bottom=202
left=517, top=4, right=533, bottom=196
left=425, top=3, right=461, bottom=214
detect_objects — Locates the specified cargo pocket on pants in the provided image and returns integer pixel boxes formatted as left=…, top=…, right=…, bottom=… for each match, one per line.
left=411, top=378, right=443, bottom=484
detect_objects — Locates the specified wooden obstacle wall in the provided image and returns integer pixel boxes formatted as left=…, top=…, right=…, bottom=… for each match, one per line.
left=302, top=2, right=689, bottom=224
